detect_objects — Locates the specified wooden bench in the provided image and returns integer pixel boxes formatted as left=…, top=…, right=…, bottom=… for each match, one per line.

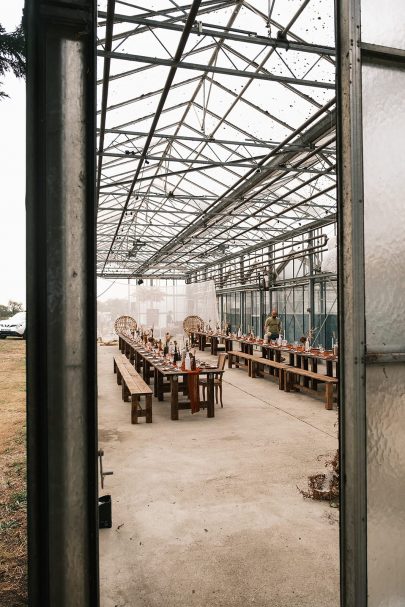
left=227, top=350, right=256, bottom=375
left=250, top=357, right=287, bottom=390
left=114, top=355, right=153, bottom=423
left=284, top=366, right=338, bottom=410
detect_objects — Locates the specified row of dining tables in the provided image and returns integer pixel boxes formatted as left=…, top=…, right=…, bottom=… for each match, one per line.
left=118, top=334, right=224, bottom=420
left=193, top=331, right=338, bottom=383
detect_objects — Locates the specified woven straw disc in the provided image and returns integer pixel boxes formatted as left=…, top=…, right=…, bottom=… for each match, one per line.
left=114, top=315, right=137, bottom=335
left=183, top=315, right=204, bottom=335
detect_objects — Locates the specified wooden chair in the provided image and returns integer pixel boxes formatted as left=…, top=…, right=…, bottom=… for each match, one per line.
left=199, top=353, right=227, bottom=408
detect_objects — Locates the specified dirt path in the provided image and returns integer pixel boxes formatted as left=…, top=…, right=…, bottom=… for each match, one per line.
left=0, top=339, right=27, bottom=606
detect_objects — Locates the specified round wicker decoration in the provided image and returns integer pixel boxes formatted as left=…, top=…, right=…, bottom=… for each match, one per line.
left=183, top=315, right=204, bottom=336
left=114, top=315, right=137, bottom=335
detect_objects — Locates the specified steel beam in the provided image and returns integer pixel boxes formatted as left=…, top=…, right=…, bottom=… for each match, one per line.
left=96, top=0, right=115, bottom=200
left=97, top=0, right=234, bottom=45
left=98, top=11, right=336, bottom=56
left=97, top=49, right=336, bottom=89
left=99, top=126, right=331, bottom=151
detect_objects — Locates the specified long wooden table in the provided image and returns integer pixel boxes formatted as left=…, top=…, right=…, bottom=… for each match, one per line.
left=194, top=331, right=338, bottom=406
left=194, top=331, right=338, bottom=378
left=118, top=335, right=223, bottom=420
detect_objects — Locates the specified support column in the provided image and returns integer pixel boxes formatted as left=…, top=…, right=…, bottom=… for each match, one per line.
left=26, top=1, right=98, bottom=605
left=337, top=0, right=367, bottom=605
left=308, top=229, right=315, bottom=339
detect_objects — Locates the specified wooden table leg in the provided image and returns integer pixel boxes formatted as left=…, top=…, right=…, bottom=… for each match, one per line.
left=244, top=344, right=249, bottom=366
left=207, top=373, right=215, bottom=418
left=153, top=368, right=158, bottom=397
left=250, top=360, right=256, bottom=378
left=158, top=371, right=164, bottom=401
left=131, top=395, right=139, bottom=424
left=285, top=371, right=291, bottom=392
left=325, top=383, right=333, bottom=410
left=146, top=394, right=152, bottom=422
left=181, top=373, right=188, bottom=395
left=143, top=360, right=150, bottom=384
left=303, top=357, right=309, bottom=388
left=279, top=369, right=285, bottom=390
left=312, top=358, right=318, bottom=390
left=269, top=350, right=275, bottom=376
left=170, top=375, right=179, bottom=420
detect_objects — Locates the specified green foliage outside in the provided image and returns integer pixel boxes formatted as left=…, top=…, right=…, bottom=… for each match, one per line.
left=0, top=301, right=24, bottom=320
left=0, top=19, right=25, bottom=99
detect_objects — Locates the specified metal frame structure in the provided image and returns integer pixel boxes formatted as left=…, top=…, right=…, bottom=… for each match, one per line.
left=96, top=0, right=337, bottom=286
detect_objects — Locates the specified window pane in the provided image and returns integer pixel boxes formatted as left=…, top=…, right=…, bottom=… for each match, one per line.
left=363, top=64, right=405, bottom=348
left=362, top=63, right=405, bottom=606
left=362, top=0, right=405, bottom=49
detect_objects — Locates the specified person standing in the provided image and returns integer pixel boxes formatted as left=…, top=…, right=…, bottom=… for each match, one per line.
left=264, top=309, right=282, bottom=339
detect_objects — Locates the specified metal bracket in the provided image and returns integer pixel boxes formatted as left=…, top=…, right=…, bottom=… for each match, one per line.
left=98, top=449, right=113, bottom=490
left=365, top=346, right=405, bottom=365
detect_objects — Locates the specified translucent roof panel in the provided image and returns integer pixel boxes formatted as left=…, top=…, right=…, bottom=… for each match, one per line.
left=97, top=0, right=336, bottom=279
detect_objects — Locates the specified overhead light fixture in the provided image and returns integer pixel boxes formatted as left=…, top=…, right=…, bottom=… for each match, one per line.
left=137, top=279, right=144, bottom=285
left=128, top=239, right=146, bottom=258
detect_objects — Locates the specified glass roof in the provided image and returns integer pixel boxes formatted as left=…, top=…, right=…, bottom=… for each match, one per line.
left=96, top=0, right=336, bottom=280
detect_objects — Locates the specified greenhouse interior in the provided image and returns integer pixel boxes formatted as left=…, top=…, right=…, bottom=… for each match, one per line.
left=95, top=2, right=340, bottom=605
left=26, top=0, right=405, bottom=605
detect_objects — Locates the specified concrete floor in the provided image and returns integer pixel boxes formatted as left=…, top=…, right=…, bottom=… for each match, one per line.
left=98, top=345, right=339, bottom=607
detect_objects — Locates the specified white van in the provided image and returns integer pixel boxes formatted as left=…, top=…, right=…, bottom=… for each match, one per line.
left=0, top=311, right=26, bottom=339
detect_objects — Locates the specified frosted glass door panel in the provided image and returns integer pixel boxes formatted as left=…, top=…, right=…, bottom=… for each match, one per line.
left=362, top=65, right=405, bottom=348
left=363, top=64, right=405, bottom=607
left=366, top=366, right=405, bottom=607
left=361, top=0, right=405, bottom=49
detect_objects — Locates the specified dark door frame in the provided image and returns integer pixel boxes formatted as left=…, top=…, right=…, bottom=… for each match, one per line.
left=26, top=1, right=99, bottom=605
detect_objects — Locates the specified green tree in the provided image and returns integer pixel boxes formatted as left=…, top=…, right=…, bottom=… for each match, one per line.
left=0, top=20, right=25, bottom=99
left=8, top=300, right=24, bottom=315
left=0, top=304, right=12, bottom=319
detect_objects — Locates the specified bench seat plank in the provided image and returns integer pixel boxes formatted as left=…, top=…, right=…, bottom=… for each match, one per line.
left=113, top=355, right=153, bottom=423
left=250, top=356, right=288, bottom=389
left=284, top=366, right=337, bottom=409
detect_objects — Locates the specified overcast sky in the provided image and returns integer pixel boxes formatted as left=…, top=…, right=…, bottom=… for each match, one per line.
left=0, top=1, right=25, bottom=306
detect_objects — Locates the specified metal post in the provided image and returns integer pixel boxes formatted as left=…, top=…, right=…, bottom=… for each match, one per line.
left=336, top=0, right=368, bottom=605
left=259, top=282, right=264, bottom=337
left=308, top=229, right=315, bottom=340
left=26, top=1, right=99, bottom=605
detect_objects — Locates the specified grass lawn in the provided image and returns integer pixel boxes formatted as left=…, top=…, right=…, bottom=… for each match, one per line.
left=0, top=339, right=26, bottom=606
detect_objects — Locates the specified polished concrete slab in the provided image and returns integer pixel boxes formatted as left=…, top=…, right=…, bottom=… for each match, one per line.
left=98, top=345, right=339, bottom=607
